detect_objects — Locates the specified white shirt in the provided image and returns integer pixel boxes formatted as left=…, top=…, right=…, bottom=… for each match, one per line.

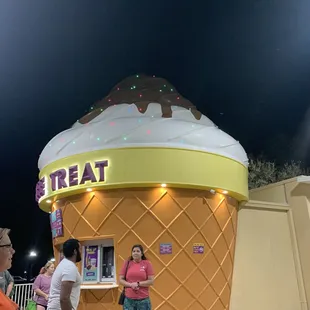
left=47, top=258, right=81, bottom=310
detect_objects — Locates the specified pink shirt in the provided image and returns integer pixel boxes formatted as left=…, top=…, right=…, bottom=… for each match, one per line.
left=33, top=274, right=52, bottom=306
left=120, top=260, right=154, bottom=300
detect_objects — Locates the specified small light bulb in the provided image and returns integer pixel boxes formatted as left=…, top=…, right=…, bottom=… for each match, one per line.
left=161, top=183, right=167, bottom=188
left=222, top=190, right=228, bottom=194
left=86, top=188, right=92, bottom=192
left=46, top=200, right=52, bottom=204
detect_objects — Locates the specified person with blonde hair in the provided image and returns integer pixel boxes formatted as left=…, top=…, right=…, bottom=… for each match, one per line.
left=0, top=228, right=18, bottom=309
left=33, top=261, right=55, bottom=310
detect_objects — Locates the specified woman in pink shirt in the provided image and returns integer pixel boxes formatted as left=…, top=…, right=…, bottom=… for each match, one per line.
left=33, top=261, right=55, bottom=310
left=119, top=244, right=154, bottom=309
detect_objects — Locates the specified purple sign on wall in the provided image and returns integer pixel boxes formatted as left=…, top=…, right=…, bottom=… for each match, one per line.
left=83, top=245, right=99, bottom=282
left=50, top=209, right=64, bottom=238
left=160, top=243, right=172, bottom=254
left=193, top=243, right=204, bottom=254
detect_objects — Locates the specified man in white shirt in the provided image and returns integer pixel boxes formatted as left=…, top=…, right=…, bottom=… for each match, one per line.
left=47, top=239, right=82, bottom=310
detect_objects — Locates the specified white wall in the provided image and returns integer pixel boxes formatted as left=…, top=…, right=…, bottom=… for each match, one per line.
left=230, top=201, right=303, bottom=310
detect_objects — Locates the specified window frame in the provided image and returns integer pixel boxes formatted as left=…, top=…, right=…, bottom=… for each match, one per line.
left=81, top=238, right=116, bottom=285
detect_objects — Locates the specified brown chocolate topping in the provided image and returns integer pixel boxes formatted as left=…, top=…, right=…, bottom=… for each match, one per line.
left=79, top=74, right=201, bottom=124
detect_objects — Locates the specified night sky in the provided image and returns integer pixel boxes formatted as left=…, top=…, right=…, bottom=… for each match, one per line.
left=1, top=0, right=310, bottom=277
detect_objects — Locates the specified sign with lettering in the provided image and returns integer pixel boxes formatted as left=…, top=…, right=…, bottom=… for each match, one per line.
left=83, top=245, right=99, bottom=282
left=193, top=243, right=204, bottom=254
left=35, top=160, right=109, bottom=202
left=160, top=243, right=172, bottom=254
left=50, top=209, right=63, bottom=238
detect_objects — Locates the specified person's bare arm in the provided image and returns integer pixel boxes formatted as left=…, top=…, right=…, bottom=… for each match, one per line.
left=139, top=275, right=154, bottom=287
left=119, top=275, right=132, bottom=288
left=34, top=288, right=48, bottom=300
left=60, top=281, right=74, bottom=310
left=6, top=282, right=13, bottom=297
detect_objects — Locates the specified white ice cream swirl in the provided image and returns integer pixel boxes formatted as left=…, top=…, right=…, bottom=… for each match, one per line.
left=38, top=102, right=248, bottom=170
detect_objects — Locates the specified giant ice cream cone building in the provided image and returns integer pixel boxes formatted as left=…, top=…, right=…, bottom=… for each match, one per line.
left=36, top=74, right=248, bottom=310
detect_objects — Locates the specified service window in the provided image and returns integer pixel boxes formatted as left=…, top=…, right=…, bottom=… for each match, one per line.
left=81, top=239, right=115, bottom=284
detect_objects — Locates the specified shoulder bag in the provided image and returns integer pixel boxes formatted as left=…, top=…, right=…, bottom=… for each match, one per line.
left=118, top=260, right=130, bottom=305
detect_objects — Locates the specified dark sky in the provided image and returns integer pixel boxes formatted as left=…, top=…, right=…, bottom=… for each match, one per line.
left=1, top=0, right=310, bottom=277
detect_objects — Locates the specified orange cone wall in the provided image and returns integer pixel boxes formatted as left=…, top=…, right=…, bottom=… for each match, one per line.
left=52, top=188, right=238, bottom=310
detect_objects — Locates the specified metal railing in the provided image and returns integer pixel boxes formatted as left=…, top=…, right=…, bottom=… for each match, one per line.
left=12, top=283, right=34, bottom=310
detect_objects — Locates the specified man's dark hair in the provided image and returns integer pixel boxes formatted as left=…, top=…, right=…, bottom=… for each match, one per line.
left=62, top=239, right=80, bottom=258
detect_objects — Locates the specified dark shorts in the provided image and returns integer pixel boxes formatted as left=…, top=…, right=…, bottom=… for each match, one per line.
left=36, top=304, right=47, bottom=309
left=123, top=297, right=151, bottom=310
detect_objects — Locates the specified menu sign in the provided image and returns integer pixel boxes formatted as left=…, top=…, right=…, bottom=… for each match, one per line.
left=193, top=243, right=204, bottom=254
left=83, top=245, right=99, bottom=282
left=50, top=209, right=63, bottom=238
left=160, top=243, right=172, bottom=254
